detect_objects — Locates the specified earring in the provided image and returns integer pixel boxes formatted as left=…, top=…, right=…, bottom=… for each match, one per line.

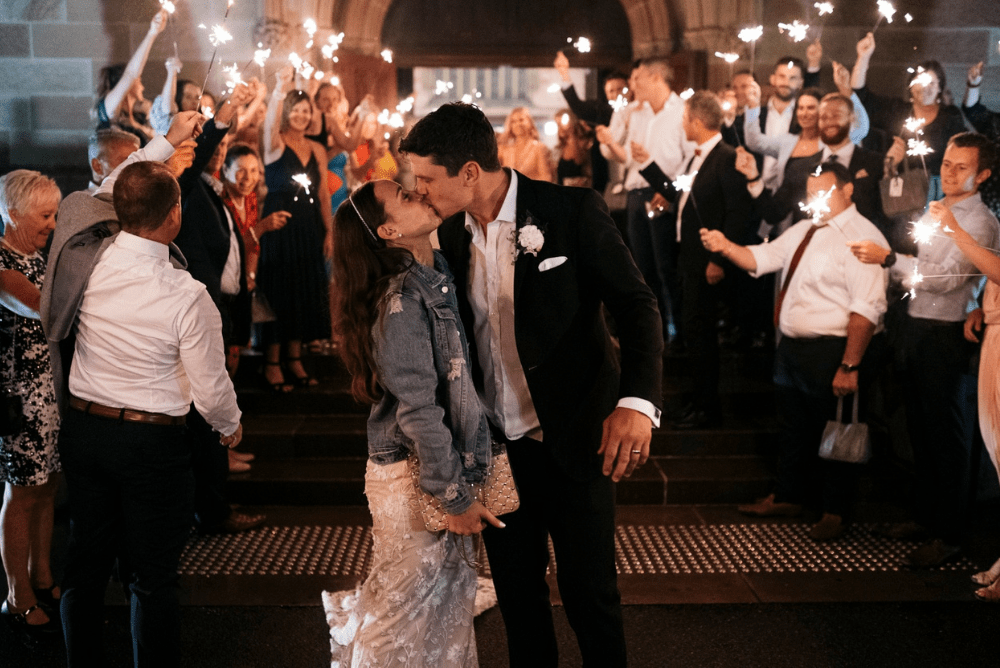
left=396, top=232, right=402, bottom=238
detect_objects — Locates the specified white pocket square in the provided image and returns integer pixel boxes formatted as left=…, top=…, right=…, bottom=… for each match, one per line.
left=538, top=256, right=568, bottom=272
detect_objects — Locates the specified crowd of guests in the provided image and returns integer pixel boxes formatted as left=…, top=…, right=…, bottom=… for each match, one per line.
left=2, top=5, right=1000, bottom=666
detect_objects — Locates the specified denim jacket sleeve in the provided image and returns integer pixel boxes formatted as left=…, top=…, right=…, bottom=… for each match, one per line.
left=373, top=290, right=474, bottom=515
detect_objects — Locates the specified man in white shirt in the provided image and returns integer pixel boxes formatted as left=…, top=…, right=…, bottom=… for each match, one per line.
left=58, top=162, right=242, bottom=668
left=601, top=58, right=689, bottom=343
left=702, top=162, right=888, bottom=541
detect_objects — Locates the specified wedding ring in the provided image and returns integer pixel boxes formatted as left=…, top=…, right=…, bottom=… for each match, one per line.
left=631, top=450, right=642, bottom=454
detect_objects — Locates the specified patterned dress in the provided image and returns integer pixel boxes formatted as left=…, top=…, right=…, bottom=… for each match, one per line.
left=0, top=243, right=60, bottom=486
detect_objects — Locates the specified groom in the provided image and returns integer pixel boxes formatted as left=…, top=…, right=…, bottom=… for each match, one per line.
left=400, top=103, right=663, bottom=666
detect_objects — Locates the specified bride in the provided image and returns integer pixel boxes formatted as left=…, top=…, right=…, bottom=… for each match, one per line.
left=328, top=179, right=503, bottom=665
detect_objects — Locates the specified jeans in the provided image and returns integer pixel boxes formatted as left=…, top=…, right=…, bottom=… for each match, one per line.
left=59, top=409, right=194, bottom=668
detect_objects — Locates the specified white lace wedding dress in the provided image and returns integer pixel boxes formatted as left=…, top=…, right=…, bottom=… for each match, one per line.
left=324, top=460, right=479, bottom=667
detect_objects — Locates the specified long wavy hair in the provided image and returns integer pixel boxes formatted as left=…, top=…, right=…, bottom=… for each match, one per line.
left=331, top=182, right=415, bottom=404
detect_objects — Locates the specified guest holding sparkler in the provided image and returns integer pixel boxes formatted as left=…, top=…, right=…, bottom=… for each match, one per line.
left=498, top=108, right=554, bottom=183
left=962, top=62, right=1000, bottom=218
left=260, top=67, right=333, bottom=389
left=553, top=109, right=593, bottom=188
left=851, top=32, right=967, bottom=201
left=306, top=80, right=361, bottom=214
left=848, top=133, right=1000, bottom=566
left=704, top=162, right=889, bottom=541
left=93, top=8, right=168, bottom=145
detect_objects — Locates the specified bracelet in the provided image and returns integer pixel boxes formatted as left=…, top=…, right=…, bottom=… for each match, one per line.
left=747, top=174, right=762, bottom=184
left=839, top=362, right=860, bottom=373
left=967, top=81, right=981, bottom=88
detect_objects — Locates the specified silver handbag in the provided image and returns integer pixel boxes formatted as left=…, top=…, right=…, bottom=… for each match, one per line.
left=819, top=395, right=871, bottom=464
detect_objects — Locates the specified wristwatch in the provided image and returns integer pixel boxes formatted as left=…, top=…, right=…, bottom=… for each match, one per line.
left=881, top=251, right=896, bottom=269
left=839, top=362, right=860, bottom=373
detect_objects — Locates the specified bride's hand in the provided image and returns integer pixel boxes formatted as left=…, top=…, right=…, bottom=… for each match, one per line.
left=447, top=500, right=505, bottom=535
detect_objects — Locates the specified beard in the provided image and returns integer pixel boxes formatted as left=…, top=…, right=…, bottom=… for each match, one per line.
left=821, top=124, right=851, bottom=146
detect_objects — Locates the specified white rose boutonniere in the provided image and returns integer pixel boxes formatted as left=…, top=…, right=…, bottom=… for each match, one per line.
left=518, top=224, right=545, bottom=256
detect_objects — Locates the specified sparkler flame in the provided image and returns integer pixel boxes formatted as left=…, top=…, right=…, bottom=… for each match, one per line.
left=799, top=185, right=837, bottom=223
left=222, top=63, right=242, bottom=92
left=778, top=20, right=810, bottom=42
left=715, top=52, right=740, bottom=64
left=904, top=116, right=926, bottom=134
left=434, top=80, right=455, bottom=96
left=253, top=49, right=271, bottom=67
left=204, top=24, right=233, bottom=47
left=396, top=97, right=415, bottom=114
left=909, top=70, right=933, bottom=89
left=815, top=2, right=834, bottom=16
left=292, top=173, right=312, bottom=195
left=609, top=94, right=629, bottom=113
left=906, top=138, right=934, bottom=157
left=673, top=171, right=698, bottom=193
left=461, top=94, right=473, bottom=104
left=739, top=26, right=764, bottom=43
left=200, top=105, right=214, bottom=119
left=159, top=0, right=176, bottom=13
left=303, top=18, right=317, bottom=37
left=905, top=13, right=913, bottom=22
left=547, top=83, right=562, bottom=93
left=680, top=88, right=695, bottom=100
left=321, top=33, right=345, bottom=59
left=573, top=37, right=592, bottom=53
left=877, top=1, right=896, bottom=23
left=911, top=219, right=939, bottom=244
left=381, top=49, right=393, bottom=63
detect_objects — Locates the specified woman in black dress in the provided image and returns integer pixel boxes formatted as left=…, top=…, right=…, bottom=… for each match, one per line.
left=259, top=67, right=334, bottom=389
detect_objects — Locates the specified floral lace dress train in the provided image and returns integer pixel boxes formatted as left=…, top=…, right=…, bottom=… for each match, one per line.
left=325, top=459, right=479, bottom=667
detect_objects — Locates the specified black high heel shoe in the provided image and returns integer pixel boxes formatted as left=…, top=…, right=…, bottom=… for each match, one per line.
left=1, top=599, right=60, bottom=645
left=32, top=585, right=61, bottom=618
left=286, top=356, right=319, bottom=387
left=260, top=362, right=293, bottom=393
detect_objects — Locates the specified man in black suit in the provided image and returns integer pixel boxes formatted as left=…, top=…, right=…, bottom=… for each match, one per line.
left=399, top=103, right=663, bottom=667
left=818, top=92, right=887, bottom=235
left=174, top=83, right=266, bottom=535
left=637, top=92, right=752, bottom=427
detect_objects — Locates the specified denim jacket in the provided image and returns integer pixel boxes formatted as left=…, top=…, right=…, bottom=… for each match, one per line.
left=368, top=250, right=491, bottom=515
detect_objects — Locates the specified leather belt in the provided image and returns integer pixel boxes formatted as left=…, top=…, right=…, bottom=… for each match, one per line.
left=69, top=396, right=187, bottom=426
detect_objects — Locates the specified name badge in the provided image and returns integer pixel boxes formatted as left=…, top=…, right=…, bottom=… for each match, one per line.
left=889, top=177, right=904, bottom=198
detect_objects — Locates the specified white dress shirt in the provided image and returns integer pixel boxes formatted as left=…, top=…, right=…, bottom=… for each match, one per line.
left=749, top=204, right=889, bottom=338
left=465, top=172, right=661, bottom=439
left=201, top=173, right=242, bottom=296
left=762, top=98, right=795, bottom=191
left=624, top=93, right=690, bottom=191
left=69, top=232, right=241, bottom=435
left=821, top=141, right=856, bottom=169
left=93, top=135, right=175, bottom=198
left=675, top=133, right=723, bottom=242
left=893, top=193, right=1000, bottom=322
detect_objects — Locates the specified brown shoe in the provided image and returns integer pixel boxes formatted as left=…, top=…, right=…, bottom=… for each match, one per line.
left=737, top=493, right=803, bottom=517
left=808, top=513, right=844, bottom=541
left=221, top=511, right=267, bottom=534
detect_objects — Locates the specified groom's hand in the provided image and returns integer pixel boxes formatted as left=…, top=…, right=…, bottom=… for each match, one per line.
left=599, top=408, right=652, bottom=482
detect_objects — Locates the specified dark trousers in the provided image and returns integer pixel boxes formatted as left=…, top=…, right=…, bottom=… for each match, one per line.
left=482, top=437, right=625, bottom=668
left=680, top=266, right=722, bottom=412
left=58, top=410, right=194, bottom=668
left=626, top=188, right=679, bottom=340
left=773, top=336, right=865, bottom=516
left=188, top=407, right=230, bottom=531
left=901, top=317, right=977, bottom=545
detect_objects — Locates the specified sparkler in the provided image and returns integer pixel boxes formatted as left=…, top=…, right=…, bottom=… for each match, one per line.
left=547, top=83, right=562, bottom=93
left=396, top=97, right=415, bottom=114
left=778, top=20, right=810, bottom=43
left=814, top=2, right=834, bottom=16
left=434, top=80, right=455, bottom=96
left=222, top=62, right=242, bottom=93
left=673, top=171, right=698, bottom=193
left=903, top=116, right=925, bottom=134
left=873, top=1, right=895, bottom=33
left=799, top=185, right=837, bottom=224
left=905, top=13, right=913, bottom=22
left=906, top=138, right=933, bottom=158
left=909, top=70, right=933, bottom=89
left=739, top=25, right=764, bottom=74
left=381, top=49, right=394, bottom=64
left=715, top=52, right=740, bottom=64
left=197, top=0, right=238, bottom=107
left=303, top=18, right=317, bottom=49
left=159, top=0, right=179, bottom=60
left=680, top=88, right=695, bottom=100
left=569, top=37, right=592, bottom=54
left=911, top=219, right=939, bottom=245
left=321, top=32, right=345, bottom=60
left=292, top=173, right=313, bottom=203
left=609, top=94, right=629, bottom=113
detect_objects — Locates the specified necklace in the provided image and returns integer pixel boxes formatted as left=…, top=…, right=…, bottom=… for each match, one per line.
left=0, top=237, right=35, bottom=257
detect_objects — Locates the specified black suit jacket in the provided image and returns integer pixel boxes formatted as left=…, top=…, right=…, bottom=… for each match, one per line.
left=176, top=119, right=250, bottom=344
left=845, top=145, right=887, bottom=235
left=437, top=172, right=663, bottom=480
left=560, top=84, right=611, bottom=192
left=640, top=140, right=751, bottom=272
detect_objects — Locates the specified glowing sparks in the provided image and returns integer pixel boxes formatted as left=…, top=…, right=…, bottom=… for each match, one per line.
left=909, top=69, right=933, bottom=89
left=715, top=52, right=740, bottom=64
left=253, top=48, right=271, bottom=67
left=799, top=185, right=837, bottom=223
left=904, top=116, right=926, bottom=134
left=673, top=171, right=698, bottom=193
left=200, top=105, right=214, bottom=119
left=815, top=2, right=834, bottom=16
left=303, top=18, right=317, bottom=37
left=905, top=13, right=913, bottom=22
left=378, top=108, right=405, bottom=128
left=547, top=83, right=562, bottom=93
left=292, top=173, right=312, bottom=195
left=680, top=88, right=695, bottom=100
left=461, top=94, right=473, bottom=104
left=203, top=24, right=233, bottom=47
left=434, top=80, right=455, bottom=96
left=739, top=26, right=764, bottom=43
left=572, top=37, right=592, bottom=53
left=911, top=219, right=940, bottom=244
left=722, top=101, right=733, bottom=112
left=288, top=52, right=302, bottom=70
left=159, top=0, right=176, bottom=13
left=778, top=20, right=810, bottom=42
left=907, top=138, right=933, bottom=157
left=381, top=49, right=393, bottom=63
left=222, top=63, right=242, bottom=92
left=609, top=94, right=629, bottom=112
left=877, top=1, right=896, bottom=23
left=321, top=33, right=345, bottom=59
left=396, top=97, right=415, bottom=114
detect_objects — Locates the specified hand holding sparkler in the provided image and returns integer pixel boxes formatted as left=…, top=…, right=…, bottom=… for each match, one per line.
left=630, top=141, right=650, bottom=164
left=165, top=56, right=183, bottom=75
left=832, top=61, right=853, bottom=98
left=554, top=51, right=571, bottom=82
left=856, top=32, right=876, bottom=60
left=700, top=228, right=729, bottom=254
left=164, top=138, right=197, bottom=177
left=744, top=80, right=762, bottom=109
left=214, top=82, right=253, bottom=126
left=968, top=61, right=985, bottom=88
left=165, top=110, right=206, bottom=146
left=886, top=136, right=906, bottom=166
left=734, top=146, right=760, bottom=181
left=150, top=8, right=169, bottom=35
left=927, top=201, right=959, bottom=233
left=847, top=239, right=893, bottom=265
